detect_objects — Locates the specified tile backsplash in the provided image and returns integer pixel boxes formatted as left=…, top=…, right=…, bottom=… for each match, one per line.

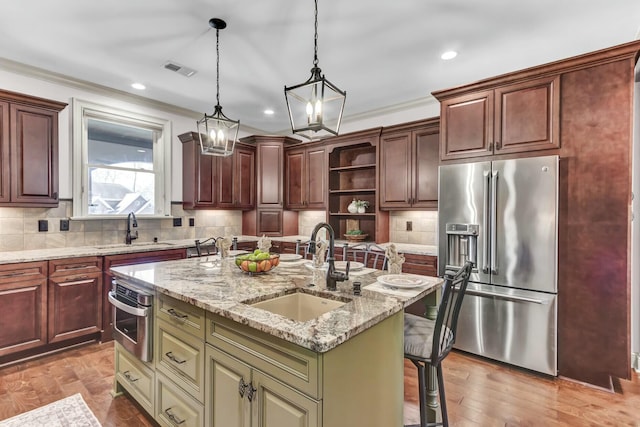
left=0, top=203, right=438, bottom=252
left=0, top=201, right=242, bottom=252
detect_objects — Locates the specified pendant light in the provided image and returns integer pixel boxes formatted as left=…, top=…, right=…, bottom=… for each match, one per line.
left=284, top=0, right=346, bottom=140
left=197, top=18, right=238, bottom=156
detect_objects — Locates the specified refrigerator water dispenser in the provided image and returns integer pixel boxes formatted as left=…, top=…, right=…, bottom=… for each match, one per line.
left=445, top=223, right=478, bottom=270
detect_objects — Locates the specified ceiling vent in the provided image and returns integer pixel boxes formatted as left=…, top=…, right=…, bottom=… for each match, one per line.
left=163, top=61, right=197, bottom=77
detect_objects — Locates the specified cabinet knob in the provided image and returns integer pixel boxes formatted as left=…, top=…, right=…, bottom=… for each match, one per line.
left=488, top=142, right=494, bottom=151
left=495, top=141, right=502, bottom=150
left=239, top=377, right=247, bottom=397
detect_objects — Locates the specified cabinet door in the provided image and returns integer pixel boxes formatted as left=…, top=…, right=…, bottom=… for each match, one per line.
left=412, top=128, right=439, bottom=208
left=256, top=142, right=283, bottom=208
left=285, top=149, right=305, bottom=209
left=494, top=75, right=560, bottom=154
left=205, top=345, right=251, bottom=427
left=440, top=90, right=494, bottom=160
left=9, top=104, right=58, bottom=205
left=305, top=147, right=326, bottom=209
left=379, top=131, right=412, bottom=208
left=0, top=276, right=47, bottom=356
left=252, top=370, right=320, bottom=427
left=48, top=272, right=102, bottom=343
left=0, top=101, right=9, bottom=203
left=256, top=210, right=283, bottom=236
left=181, top=132, right=217, bottom=209
left=235, top=147, right=255, bottom=209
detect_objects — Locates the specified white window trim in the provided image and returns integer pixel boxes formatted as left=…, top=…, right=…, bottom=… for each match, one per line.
left=71, top=98, right=172, bottom=219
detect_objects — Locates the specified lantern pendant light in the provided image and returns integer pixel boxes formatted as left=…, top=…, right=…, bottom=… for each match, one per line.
left=197, top=18, right=238, bottom=156
left=284, top=0, right=346, bottom=140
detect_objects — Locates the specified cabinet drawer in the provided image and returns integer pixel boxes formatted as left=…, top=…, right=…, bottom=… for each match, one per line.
left=0, top=261, right=47, bottom=284
left=115, top=342, right=154, bottom=416
left=157, top=319, right=205, bottom=403
left=156, top=371, right=204, bottom=427
left=49, top=256, right=102, bottom=278
left=157, top=293, right=205, bottom=339
left=206, top=313, right=321, bottom=399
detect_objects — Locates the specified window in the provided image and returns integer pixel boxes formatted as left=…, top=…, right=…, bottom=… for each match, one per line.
left=72, top=99, right=171, bottom=217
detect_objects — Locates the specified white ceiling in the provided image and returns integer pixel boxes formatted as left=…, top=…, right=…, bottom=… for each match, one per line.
left=1, top=1, right=639, bottom=135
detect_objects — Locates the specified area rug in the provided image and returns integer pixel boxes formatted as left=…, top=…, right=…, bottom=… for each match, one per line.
left=0, top=393, right=101, bottom=427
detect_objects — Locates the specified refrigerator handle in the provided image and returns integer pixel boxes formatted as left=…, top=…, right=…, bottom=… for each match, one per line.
left=491, top=170, right=498, bottom=274
left=482, top=170, right=490, bottom=273
left=461, top=288, right=550, bottom=305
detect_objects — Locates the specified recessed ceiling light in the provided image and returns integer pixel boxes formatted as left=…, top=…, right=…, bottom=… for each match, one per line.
left=131, top=82, right=146, bottom=90
left=137, top=149, right=146, bottom=153
left=441, top=51, right=458, bottom=60
left=264, top=109, right=275, bottom=115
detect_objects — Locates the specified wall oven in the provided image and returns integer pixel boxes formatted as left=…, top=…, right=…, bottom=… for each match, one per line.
left=108, top=279, right=153, bottom=362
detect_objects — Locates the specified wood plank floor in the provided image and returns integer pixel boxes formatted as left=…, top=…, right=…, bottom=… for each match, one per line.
left=0, top=342, right=639, bottom=426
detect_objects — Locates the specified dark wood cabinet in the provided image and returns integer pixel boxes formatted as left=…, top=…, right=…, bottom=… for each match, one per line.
left=102, top=248, right=186, bottom=341
left=217, top=146, right=255, bottom=209
left=0, top=261, right=48, bottom=357
left=180, top=132, right=255, bottom=210
left=48, top=257, right=103, bottom=344
left=436, top=75, right=560, bottom=160
left=380, top=118, right=439, bottom=209
left=324, top=128, right=389, bottom=243
left=0, top=90, right=66, bottom=206
left=285, top=144, right=326, bottom=210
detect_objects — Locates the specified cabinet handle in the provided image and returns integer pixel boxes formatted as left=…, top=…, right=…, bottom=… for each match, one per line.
left=164, top=407, right=186, bottom=425
left=165, top=351, right=186, bottom=364
left=239, top=377, right=247, bottom=397
left=247, top=382, right=257, bottom=402
left=167, top=308, right=188, bottom=321
left=495, top=141, right=502, bottom=150
left=488, top=142, right=494, bottom=151
left=122, top=370, right=139, bottom=383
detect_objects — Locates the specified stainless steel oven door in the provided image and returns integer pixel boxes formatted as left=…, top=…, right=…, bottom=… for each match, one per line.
left=108, top=287, right=153, bottom=363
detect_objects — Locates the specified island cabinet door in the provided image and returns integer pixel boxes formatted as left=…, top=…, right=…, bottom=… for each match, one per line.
left=205, top=345, right=251, bottom=427
left=251, top=370, right=320, bottom=427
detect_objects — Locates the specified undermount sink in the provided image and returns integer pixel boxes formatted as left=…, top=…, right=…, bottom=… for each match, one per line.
left=250, top=290, right=349, bottom=322
left=93, top=242, right=175, bottom=249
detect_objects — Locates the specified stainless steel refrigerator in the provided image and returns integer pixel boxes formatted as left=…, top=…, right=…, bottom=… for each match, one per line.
left=438, top=155, right=558, bottom=375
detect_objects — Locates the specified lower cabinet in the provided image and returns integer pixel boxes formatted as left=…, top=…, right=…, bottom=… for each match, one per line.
left=205, top=345, right=320, bottom=427
left=156, top=371, right=204, bottom=427
left=115, top=341, right=155, bottom=416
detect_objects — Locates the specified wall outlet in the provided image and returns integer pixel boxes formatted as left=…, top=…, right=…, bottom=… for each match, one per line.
left=406, top=221, right=413, bottom=231
left=173, top=217, right=182, bottom=227
left=60, top=219, right=70, bottom=231
left=38, top=219, right=49, bottom=232
left=189, top=218, right=195, bottom=227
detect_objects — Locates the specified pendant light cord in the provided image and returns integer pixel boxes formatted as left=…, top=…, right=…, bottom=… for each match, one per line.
left=313, top=0, right=319, bottom=67
left=216, top=27, right=221, bottom=108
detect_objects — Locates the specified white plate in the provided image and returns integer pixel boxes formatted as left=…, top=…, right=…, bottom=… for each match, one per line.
left=229, top=250, right=249, bottom=257
left=376, top=274, right=425, bottom=289
left=279, top=253, right=303, bottom=262
left=335, top=261, right=364, bottom=271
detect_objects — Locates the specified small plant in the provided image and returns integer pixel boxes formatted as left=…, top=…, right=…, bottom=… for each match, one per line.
left=354, top=200, right=369, bottom=209
left=346, top=229, right=365, bottom=235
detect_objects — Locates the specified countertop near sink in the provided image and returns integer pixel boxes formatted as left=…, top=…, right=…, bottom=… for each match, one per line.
left=110, top=256, right=442, bottom=353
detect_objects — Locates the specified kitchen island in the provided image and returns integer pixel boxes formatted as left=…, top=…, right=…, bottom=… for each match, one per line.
left=110, top=255, right=442, bottom=427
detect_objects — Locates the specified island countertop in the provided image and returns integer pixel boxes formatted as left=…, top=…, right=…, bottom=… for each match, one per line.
left=110, top=256, right=442, bottom=353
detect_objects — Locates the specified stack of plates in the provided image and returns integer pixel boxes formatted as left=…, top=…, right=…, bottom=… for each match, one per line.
left=278, top=253, right=303, bottom=262
left=376, top=274, right=426, bottom=289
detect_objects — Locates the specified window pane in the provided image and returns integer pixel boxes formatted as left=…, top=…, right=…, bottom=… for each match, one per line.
left=87, top=119, right=154, bottom=170
left=88, top=167, right=155, bottom=215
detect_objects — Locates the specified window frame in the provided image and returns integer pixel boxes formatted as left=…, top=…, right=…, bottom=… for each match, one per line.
left=72, top=98, right=172, bottom=219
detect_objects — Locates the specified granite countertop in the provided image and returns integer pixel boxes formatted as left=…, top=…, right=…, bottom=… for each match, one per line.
left=110, top=256, right=442, bottom=353
left=0, top=235, right=436, bottom=264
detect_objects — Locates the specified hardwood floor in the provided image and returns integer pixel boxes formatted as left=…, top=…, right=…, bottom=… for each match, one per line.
left=0, top=342, right=639, bottom=426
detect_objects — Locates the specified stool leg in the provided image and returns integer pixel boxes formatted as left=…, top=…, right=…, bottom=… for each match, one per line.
left=414, top=361, right=428, bottom=427
left=436, top=364, right=448, bottom=427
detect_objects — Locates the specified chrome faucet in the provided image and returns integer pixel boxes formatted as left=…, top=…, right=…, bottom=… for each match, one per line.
left=125, top=212, right=138, bottom=245
left=194, top=236, right=220, bottom=257
left=309, top=222, right=349, bottom=291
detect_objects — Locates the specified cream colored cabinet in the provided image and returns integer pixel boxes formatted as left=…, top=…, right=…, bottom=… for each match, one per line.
left=205, top=344, right=319, bottom=427
left=114, top=342, right=155, bottom=416
left=156, top=371, right=204, bottom=427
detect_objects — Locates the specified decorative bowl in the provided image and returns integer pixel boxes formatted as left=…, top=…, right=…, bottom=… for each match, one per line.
left=344, top=233, right=368, bottom=242
left=235, top=253, right=280, bottom=274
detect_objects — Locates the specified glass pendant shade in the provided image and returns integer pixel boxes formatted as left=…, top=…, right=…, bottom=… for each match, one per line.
left=197, top=105, right=238, bottom=156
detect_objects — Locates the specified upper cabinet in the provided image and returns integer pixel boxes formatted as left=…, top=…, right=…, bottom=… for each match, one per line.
left=0, top=90, right=67, bottom=207
left=179, top=132, right=255, bottom=210
left=285, top=143, right=326, bottom=210
left=380, top=118, right=439, bottom=209
left=435, top=75, right=560, bottom=161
